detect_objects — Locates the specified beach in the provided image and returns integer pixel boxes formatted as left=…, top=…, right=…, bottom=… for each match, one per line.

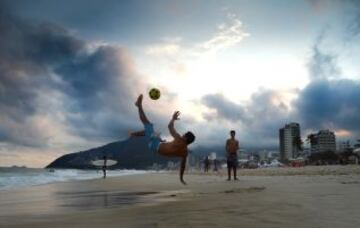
left=1, top=165, right=360, bottom=228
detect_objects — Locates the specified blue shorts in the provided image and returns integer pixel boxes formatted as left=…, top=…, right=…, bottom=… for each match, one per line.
left=227, top=154, right=238, bottom=168
left=144, top=123, right=161, bottom=153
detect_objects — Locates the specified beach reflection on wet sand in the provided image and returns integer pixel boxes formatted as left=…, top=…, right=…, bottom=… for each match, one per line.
left=0, top=183, right=188, bottom=218
left=56, top=190, right=183, bottom=210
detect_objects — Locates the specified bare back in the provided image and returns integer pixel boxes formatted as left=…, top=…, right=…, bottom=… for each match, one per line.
left=226, top=138, right=239, bottom=155
left=158, top=138, right=187, bottom=157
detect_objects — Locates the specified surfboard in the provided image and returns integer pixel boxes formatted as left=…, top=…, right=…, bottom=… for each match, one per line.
left=91, top=159, right=117, bottom=167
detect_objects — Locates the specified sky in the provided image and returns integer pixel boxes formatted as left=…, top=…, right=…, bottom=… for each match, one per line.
left=1, top=0, right=360, bottom=167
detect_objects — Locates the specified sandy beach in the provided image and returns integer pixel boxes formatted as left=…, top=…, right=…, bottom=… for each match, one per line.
left=1, top=165, right=360, bottom=228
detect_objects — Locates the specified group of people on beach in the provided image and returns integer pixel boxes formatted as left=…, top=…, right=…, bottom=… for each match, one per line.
left=203, top=156, right=219, bottom=172
left=128, top=94, right=240, bottom=184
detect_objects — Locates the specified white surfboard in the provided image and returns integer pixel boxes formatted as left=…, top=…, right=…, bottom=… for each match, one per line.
left=91, top=159, right=117, bottom=167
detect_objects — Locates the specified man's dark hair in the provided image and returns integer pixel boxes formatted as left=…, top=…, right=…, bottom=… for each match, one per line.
left=230, top=130, right=236, bottom=135
left=184, top=131, right=195, bottom=144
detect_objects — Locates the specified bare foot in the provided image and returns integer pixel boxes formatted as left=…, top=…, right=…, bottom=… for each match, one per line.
left=135, top=94, right=143, bottom=107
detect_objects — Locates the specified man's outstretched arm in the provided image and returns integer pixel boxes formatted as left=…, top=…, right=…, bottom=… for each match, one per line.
left=168, top=111, right=181, bottom=139
left=180, top=156, right=187, bottom=185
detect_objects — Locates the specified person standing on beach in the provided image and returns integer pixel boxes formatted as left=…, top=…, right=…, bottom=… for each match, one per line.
left=130, top=94, right=195, bottom=185
left=225, top=130, right=239, bottom=181
left=204, top=156, right=210, bottom=172
left=102, top=155, right=107, bottom=179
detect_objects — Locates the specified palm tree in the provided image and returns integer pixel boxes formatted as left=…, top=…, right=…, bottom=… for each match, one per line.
left=293, top=136, right=304, bottom=151
left=306, top=134, right=317, bottom=145
left=292, top=136, right=304, bottom=158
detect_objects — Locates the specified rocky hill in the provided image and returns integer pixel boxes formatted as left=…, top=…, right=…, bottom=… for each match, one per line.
left=46, top=136, right=177, bottom=169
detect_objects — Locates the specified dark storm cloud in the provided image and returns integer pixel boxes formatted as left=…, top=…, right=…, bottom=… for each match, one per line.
left=201, top=94, right=247, bottom=122
left=54, top=45, right=143, bottom=140
left=0, top=9, right=69, bottom=146
left=295, top=45, right=360, bottom=138
left=294, top=79, right=360, bottom=133
left=0, top=8, right=143, bottom=147
left=298, top=3, right=360, bottom=137
left=200, top=90, right=291, bottom=147
left=245, top=90, right=290, bottom=135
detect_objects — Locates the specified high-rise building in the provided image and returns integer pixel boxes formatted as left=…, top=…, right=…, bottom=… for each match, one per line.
left=310, top=130, right=336, bottom=154
left=338, top=140, right=351, bottom=153
left=279, top=122, right=301, bottom=161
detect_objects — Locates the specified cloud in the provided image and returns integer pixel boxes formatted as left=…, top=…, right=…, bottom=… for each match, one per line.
left=306, top=0, right=360, bottom=79
left=307, top=31, right=340, bottom=80
left=55, top=45, right=146, bottom=140
left=201, top=94, right=247, bottom=122
left=0, top=10, right=77, bottom=147
left=145, top=43, right=181, bottom=56
left=148, top=14, right=249, bottom=56
left=0, top=9, right=146, bottom=150
left=199, top=90, right=292, bottom=147
left=299, top=1, right=360, bottom=139
left=240, top=90, right=294, bottom=147
left=345, top=0, right=360, bottom=38
left=294, top=79, right=360, bottom=134
left=200, top=15, right=249, bottom=53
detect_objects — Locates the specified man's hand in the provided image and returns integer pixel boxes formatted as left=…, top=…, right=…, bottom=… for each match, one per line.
left=172, top=111, right=180, bottom=121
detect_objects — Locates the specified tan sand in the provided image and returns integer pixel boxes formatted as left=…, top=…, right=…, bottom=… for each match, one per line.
left=1, top=165, right=360, bottom=228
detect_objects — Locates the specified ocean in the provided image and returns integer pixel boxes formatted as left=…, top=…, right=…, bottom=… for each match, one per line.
left=0, top=167, right=150, bottom=191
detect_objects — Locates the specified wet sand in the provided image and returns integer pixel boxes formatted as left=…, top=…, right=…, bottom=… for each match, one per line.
left=1, top=165, right=360, bottom=227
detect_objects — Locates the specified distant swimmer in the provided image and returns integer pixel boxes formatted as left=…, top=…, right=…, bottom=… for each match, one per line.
left=225, top=130, right=239, bottom=181
left=130, top=94, right=195, bottom=185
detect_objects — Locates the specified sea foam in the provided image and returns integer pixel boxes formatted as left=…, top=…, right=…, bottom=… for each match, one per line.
left=0, top=167, right=149, bottom=191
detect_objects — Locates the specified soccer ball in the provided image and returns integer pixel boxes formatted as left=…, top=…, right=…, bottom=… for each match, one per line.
left=149, top=88, right=161, bottom=100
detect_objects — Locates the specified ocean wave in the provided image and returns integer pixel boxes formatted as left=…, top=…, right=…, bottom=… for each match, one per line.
left=0, top=168, right=150, bottom=191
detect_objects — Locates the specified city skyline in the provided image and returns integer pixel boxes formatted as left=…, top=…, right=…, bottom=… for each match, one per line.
left=1, top=0, right=360, bottom=167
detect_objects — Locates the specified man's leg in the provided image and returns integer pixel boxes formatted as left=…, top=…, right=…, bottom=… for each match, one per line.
left=103, top=168, right=106, bottom=179
left=227, top=165, right=231, bottom=181
left=134, top=94, right=161, bottom=153
left=135, top=94, right=151, bottom=124
left=233, top=167, right=238, bottom=180
left=130, top=95, right=151, bottom=137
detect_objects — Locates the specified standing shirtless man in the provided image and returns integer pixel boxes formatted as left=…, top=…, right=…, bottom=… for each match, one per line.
left=130, top=94, right=195, bottom=185
left=225, top=130, right=239, bottom=181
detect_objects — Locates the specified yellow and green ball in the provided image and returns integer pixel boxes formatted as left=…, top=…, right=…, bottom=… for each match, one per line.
left=149, top=88, right=161, bottom=100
